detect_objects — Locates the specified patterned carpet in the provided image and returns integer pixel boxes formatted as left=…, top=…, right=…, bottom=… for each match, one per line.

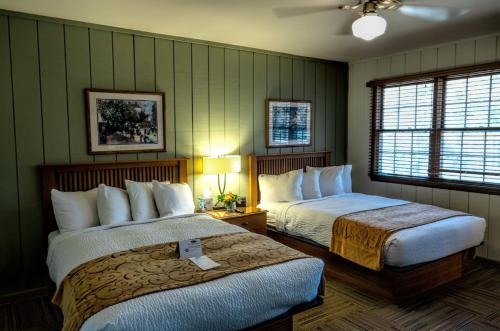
left=1, top=260, right=499, bottom=331
left=294, top=259, right=500, bottom=330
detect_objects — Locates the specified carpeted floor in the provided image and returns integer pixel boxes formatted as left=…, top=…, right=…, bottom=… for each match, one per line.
left=294, top=260, right=500, bottom=330
left=1, top=260, right=499, bottom=331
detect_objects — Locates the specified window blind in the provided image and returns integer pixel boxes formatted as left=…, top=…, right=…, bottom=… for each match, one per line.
left=440, top=74, right=500, bottom=184
left=369, top=61, right=500, bottom=194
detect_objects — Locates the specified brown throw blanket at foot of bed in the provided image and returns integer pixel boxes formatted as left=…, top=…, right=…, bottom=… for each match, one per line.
left=53, top=232, right=313, bottom=331
left=331, top=203, right=467, bottom=271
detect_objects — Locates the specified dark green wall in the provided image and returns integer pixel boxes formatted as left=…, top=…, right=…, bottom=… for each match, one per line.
left=0, top=11, right=348, bottom=275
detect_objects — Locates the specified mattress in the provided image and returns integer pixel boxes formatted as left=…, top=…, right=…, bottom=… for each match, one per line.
left=259, top=193, right=486, bottom=268
left=47, top=214, right=324, bottom=331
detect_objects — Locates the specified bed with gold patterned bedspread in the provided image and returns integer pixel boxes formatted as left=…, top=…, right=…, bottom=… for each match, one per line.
left=331, top=203, right=467, bottom=271
left=53, top=231, right=318, bottom=331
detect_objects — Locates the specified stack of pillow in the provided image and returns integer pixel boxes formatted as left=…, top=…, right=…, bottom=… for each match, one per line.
left=258, top=165, right=352, bottom=204
left=51, top=180, right=195, bottom=233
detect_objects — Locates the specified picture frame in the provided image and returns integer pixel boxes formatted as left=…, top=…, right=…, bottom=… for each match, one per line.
left=265, top=99, right=313, bottom=148
left=85, top=89, right=166, bottom=154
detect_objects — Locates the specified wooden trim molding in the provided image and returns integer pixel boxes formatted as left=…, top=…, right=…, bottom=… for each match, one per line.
left=40, top=158, right=188, bottom=235
left=367, top=61, right=500, bottom=87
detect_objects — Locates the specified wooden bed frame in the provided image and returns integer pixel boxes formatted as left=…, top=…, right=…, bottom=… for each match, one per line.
left=248, top=151, right=475, bottom=302
left=39, top=158, right=321, bottom=330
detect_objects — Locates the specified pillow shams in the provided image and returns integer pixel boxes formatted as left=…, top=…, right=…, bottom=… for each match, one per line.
left=307, top=165, right=344, bottom=196
left=258, top=169, right=303, bottom=203
left=51, top=188, right=99, bottom=233
left=97, top=184, right=132, bottom=225
left=302, top=168, right=322, bottom=199
left=125, top=180, right=161, bottom=221
left=152, top=181, right=195, bottom=217
left=342, top=164, right=352, bottom=193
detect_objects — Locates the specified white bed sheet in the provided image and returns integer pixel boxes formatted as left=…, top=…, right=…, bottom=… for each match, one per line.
left=260, top=193, right=486, bottom=267
left=47, top=214, right=324, bottom=331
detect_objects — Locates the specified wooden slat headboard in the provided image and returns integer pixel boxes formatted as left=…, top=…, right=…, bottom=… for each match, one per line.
left=248, top=152, right=331, bottom=207
left=40, top=159, right=188, bottom=235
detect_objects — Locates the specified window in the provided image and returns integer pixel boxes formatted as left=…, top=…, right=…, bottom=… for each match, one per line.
left=369, top=62, right=500, bottom=194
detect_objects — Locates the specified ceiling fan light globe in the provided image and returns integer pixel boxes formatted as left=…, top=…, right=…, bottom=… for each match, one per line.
left=352, top=14, right=387, bottom=41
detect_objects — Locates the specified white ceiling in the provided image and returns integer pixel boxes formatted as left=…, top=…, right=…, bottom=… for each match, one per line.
left=1, top=0, right=500, bottom=62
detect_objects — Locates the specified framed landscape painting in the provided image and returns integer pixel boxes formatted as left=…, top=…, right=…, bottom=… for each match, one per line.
left=266, top=99, right=313, bottom=148
left=85, top=89, right=165, bottom=154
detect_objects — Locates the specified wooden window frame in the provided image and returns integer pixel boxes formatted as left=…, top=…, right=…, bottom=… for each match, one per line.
left=368, top=61, right=500, bottom=196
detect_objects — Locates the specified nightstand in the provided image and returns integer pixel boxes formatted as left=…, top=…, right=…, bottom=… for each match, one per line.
left=201, top=207, right=267, bottom=235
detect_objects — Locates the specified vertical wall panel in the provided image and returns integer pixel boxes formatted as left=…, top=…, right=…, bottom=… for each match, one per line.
left=135, top=36, right=158, bottom=160
left=437, top=44, right=455, bottom=69
left=325, top=64, right=336, bottom=164
left=469, top=193, right=490, bottom=257
left=421, top=48, right=438, bottom=71
left=455, top=40, right=475, bottom=66
left=89, top=28, right=115, bottom=161
left=416, top=187, right=433, bottom=204
left=404, top=51, right=421, bottom=74
left=279, top=57, right=293, bottom=154
left=450, top=191, right=469, bottom=213
left=335, top=65, right=347, bottom=164
left=292, top=58, right=304, bottom=153
left=0, top=15, right=21, bottom=274
left=239, top=51, right=254, bottom=199
left=173, top=41, right=193, bottom=188
left=65, top=25, right=93, bottom=163
left=224, top=49, right=240, bottom=194
left=155, top=38, right=175, bottom=159
left=113, top=32, right=138, bottom=161
left=209, top=46, right=225, bottom=157
left=303, top=61, right=316, bottom=153
left=489, top=195, right=500, bottom=261
left=192, top=44, right=209, bottom=200
left=10, top=17, right=44, bottom=270
left=253, top=53, right=267, bottom=155
left=38, top=21, right=70, bottom=164
left=315, top=63, right=326, bottom=151
left=475, top=36, right=497, bottom=63
left=267, top=55, right=280, bottom=155
left=432, top=189, right=450, bottom=208
left=401, top=185, right=417, bottom=202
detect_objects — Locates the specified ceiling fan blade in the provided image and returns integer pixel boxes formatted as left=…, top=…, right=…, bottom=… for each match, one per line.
left=399, top=5, right=470, bottom=22
left=273, top=5, right=338, bottom=18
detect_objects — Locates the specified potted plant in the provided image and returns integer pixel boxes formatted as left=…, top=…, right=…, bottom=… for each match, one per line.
left=217, top=192, right=238, bottom=212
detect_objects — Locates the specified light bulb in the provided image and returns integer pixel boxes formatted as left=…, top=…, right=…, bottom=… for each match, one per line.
left=352, top=13, right=387, bottom=41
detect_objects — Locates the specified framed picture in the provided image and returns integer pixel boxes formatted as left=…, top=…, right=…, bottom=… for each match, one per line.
left=266, top=99, right=313, bottom=148
left=85, top=89, right=165, bottom=154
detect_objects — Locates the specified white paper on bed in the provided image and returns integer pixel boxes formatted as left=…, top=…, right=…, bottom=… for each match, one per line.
left=47, top=214, right=324, bottom=331
left=260, top=193, right=486, bottom=267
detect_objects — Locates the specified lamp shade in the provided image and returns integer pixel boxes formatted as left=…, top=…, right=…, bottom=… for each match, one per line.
left=203, top=155, right=241, bottom=174
left=352, top=13, right=387, bottom=41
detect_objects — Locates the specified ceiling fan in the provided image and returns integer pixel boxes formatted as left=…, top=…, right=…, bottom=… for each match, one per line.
left=273, top=0, right=470, bottom=41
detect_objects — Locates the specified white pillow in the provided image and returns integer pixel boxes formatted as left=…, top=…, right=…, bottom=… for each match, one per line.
left=307, top=166, right=344, bottom=196
left=258, top=169, right=303, bottom=203
left=51, top=188, right=99, bottom=233
left=97, top=184, right=131, bottom=225
left=125, top=180, right=162, bottom=221
left=302, top=168, right=322, bottom=199
left=342, top=164, right=353, bottom=193
left=152, top=181, right=195, bottom=217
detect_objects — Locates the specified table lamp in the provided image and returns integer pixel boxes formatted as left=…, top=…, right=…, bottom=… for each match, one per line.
left=203, top=155, right=241, bottom=195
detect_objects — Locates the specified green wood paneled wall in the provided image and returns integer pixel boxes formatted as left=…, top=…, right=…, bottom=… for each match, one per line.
left=0, top=12, right=348, bottom=275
